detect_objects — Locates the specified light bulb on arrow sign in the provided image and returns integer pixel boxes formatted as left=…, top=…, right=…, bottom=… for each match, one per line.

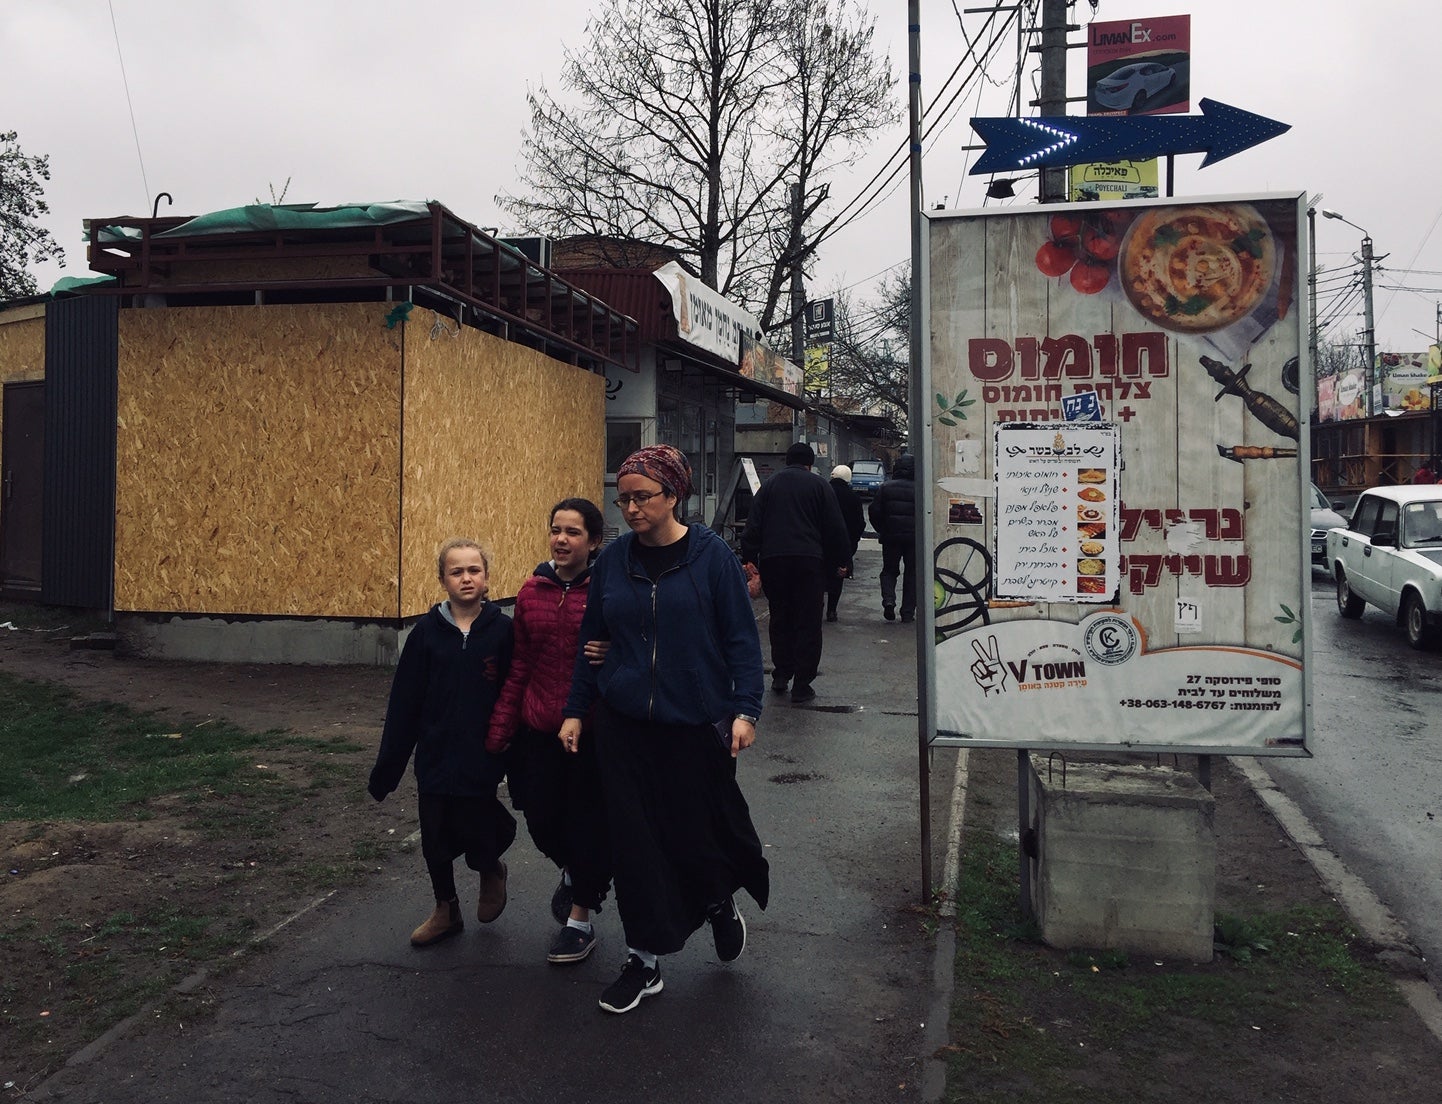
left=967, top=99, right=1289, bottom=175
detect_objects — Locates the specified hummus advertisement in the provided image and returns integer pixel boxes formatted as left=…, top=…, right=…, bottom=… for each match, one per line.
left=923, top=194, right=1309, bottom=755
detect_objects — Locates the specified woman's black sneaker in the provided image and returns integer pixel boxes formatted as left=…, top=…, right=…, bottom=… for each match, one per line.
left=598, top=954, right=663, bottom=1013
left=708, top=896, right=747, bottom=962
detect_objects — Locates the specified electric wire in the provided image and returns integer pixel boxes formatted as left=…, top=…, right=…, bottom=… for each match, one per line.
left=1375, top=201, right=1442, bottom=327
left=818, top=1, right=1020, bottom=237
left=816, top=2, right=1028, bottom=294
left=108, top=0, right=149, bottom=207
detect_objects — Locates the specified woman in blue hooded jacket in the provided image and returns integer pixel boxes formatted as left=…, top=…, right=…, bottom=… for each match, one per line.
left=560, top=445, right=768, bottom=1015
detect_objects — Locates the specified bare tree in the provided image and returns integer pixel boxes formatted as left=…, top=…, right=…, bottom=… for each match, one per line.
left=1315, top=334, right=1369, bottom=379
left=823, top=270, right=909, bottom=426
left=498, top=0, right=895, bottom=334
left=0, top=131, right=65, bottom=299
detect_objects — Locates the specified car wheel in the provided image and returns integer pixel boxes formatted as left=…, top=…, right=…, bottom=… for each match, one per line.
left=1336, top=571, right=1365, bottom=618
left=1129, top=90, right=1150, bottom=114
left=1402, top=591, right=1436, bottom=649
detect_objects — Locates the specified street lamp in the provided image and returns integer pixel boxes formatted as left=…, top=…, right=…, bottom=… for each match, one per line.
left=1321, top=209, right=1376, bottom=417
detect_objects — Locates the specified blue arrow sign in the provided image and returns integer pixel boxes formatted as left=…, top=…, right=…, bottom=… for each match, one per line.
left=968, top=98, right=1289, bottom=175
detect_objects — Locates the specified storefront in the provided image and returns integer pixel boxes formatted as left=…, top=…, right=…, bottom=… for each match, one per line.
left=560, top=259, right=814, bottom=540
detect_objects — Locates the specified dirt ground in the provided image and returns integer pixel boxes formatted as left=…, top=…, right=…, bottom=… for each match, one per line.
left=0, top=625, right=407, bottom=1095
left=4, top=622, right=1442, bottom=1102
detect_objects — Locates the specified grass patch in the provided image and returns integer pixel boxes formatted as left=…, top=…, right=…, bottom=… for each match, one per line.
left=0, top=671, right=346, bottom=823
left=0, top=674, right=276, bottom=821
left=943, top=830, right=1401, bottom=1103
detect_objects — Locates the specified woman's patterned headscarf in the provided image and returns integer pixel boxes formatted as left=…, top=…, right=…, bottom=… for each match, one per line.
left=618, top=445, right=693, bottom=499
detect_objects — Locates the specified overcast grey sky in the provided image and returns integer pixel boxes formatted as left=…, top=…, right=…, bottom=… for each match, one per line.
left=4, top=0, right=1439, bottom=351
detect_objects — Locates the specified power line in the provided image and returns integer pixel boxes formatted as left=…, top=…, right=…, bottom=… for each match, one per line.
left=818, top=1, right=1021, bottom=237
left=1376, top=200, right=1442, bottom=326
left=109, top=0, right=149, bottom=207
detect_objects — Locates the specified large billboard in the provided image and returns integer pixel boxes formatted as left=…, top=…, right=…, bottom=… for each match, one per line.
left=1378, top=351, right=1435, bottom=413
left=922, top=194, right=1310, bottom=755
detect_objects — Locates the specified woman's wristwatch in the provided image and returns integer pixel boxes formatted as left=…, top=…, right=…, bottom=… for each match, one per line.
left=735, top=713, right=758, bottom=726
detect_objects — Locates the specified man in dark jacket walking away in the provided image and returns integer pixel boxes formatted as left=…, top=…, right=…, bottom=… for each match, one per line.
left=741, top=442, right=850, bottom=703
left=868, top=454, right=917, bottom=622
left=826, top=465, right=866, bottom=622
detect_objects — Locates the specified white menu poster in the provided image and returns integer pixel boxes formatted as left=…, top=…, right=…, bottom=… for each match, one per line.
left=994, top=422, right=1120, bottom=602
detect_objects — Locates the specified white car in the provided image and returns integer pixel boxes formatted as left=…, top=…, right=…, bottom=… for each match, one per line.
left=1326, top=485, right=1442, bottom=649
left=1094, top=62, right=1176, bottom=112
left=1310, top=483, right=1348, bottom=567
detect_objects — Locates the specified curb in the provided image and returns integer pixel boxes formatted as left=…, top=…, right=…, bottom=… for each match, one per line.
left=25, top=890, right=338, bottom=1100
left=922, top=748, right=968, bottom=1102
left=1230, top=756, right=1442, bottom=1043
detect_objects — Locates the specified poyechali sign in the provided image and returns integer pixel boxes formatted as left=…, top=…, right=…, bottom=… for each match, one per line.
left=922, top=194, right=1310, bottom=755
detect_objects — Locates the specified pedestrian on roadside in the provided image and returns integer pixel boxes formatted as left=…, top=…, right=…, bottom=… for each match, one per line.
left=740, top=441, right=850, bottom=702
left=367, top=537, right=515, bottom=948
left=826, top=464, right=866, bottom=623
left=868, top=453, right=917, bottom=622
left=487, top=498, right=611, bottom=965
left=559, top=445, right=769, bottom=1016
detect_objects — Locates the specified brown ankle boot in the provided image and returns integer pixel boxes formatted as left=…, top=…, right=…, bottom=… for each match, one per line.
left=410, top=897, right=463, bottom=947
left=477, top=859, right=508, bottom=923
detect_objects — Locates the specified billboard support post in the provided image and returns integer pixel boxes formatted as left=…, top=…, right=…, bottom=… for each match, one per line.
left=906, top=0, right=933, bottom=906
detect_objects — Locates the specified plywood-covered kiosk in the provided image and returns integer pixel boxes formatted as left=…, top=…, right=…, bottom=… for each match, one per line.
left=11, top=201, right=636, bottom=663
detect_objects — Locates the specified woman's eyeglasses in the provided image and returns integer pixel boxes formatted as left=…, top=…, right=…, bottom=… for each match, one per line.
left=614, top=491, right=663, bottom=508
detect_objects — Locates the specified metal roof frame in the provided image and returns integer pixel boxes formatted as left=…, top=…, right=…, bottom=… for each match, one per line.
left=83, top=202, right=637, bottom=372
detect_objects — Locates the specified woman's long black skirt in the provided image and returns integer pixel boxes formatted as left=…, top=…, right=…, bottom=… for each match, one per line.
left=594, top=700, right=770, bottom=956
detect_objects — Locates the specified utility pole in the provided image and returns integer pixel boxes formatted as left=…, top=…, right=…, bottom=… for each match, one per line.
left=1361, top=231, right=1376, bottom=417
left=789, top=182, right=805, bottom=367
left=1035, top=0, right=1070, bottom=202
left=789, top=182, right=806, bottom=442
left=1307, top=206, right=1319, bottom=397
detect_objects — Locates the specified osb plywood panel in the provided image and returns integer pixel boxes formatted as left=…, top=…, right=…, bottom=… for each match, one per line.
left=114, top=303, right=403, bottom=617
left=400, top=310, right=605, bottom=615
left=0, top=312, right=45, bottom=380
left=0, top=312, right=46, bottom=474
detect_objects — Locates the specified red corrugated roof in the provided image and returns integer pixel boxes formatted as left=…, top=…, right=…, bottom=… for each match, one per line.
left=559, top=269, right=672, bottom=344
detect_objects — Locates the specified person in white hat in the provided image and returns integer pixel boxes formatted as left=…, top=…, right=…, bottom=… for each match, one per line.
left=825, top=465, right=865, bottom=622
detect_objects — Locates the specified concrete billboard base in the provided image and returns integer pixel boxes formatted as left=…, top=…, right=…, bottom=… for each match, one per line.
left=1027, top=754, right=1216, bottom=962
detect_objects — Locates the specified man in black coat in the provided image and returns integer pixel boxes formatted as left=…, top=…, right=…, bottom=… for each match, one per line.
left=740, top=442, right=850, bottom=703
left=826, top=464, right=866, bottom=622
left=867, top=453, right=917, bottom=622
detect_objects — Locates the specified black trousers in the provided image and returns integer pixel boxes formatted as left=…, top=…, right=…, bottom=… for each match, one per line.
left=506, top=724, right=611, bottom=911
left=825, top=558, right=854, bottom=615
left=760, top=555, right=826, bottom=687
left=879, top=540, right=915, bottom=616
left=417, top=790, right=516, bottom=902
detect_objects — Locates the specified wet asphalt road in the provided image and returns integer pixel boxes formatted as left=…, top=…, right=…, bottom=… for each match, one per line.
left=30, top=544, right=952, bottom=1103
left=1261, top=570, right=1442, bottom=994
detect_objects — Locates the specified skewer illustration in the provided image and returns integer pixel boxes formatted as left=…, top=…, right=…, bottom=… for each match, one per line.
left=1199, top=355, right=1300, bottom=440
left=1216, top=443, right=1298, bottom=464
